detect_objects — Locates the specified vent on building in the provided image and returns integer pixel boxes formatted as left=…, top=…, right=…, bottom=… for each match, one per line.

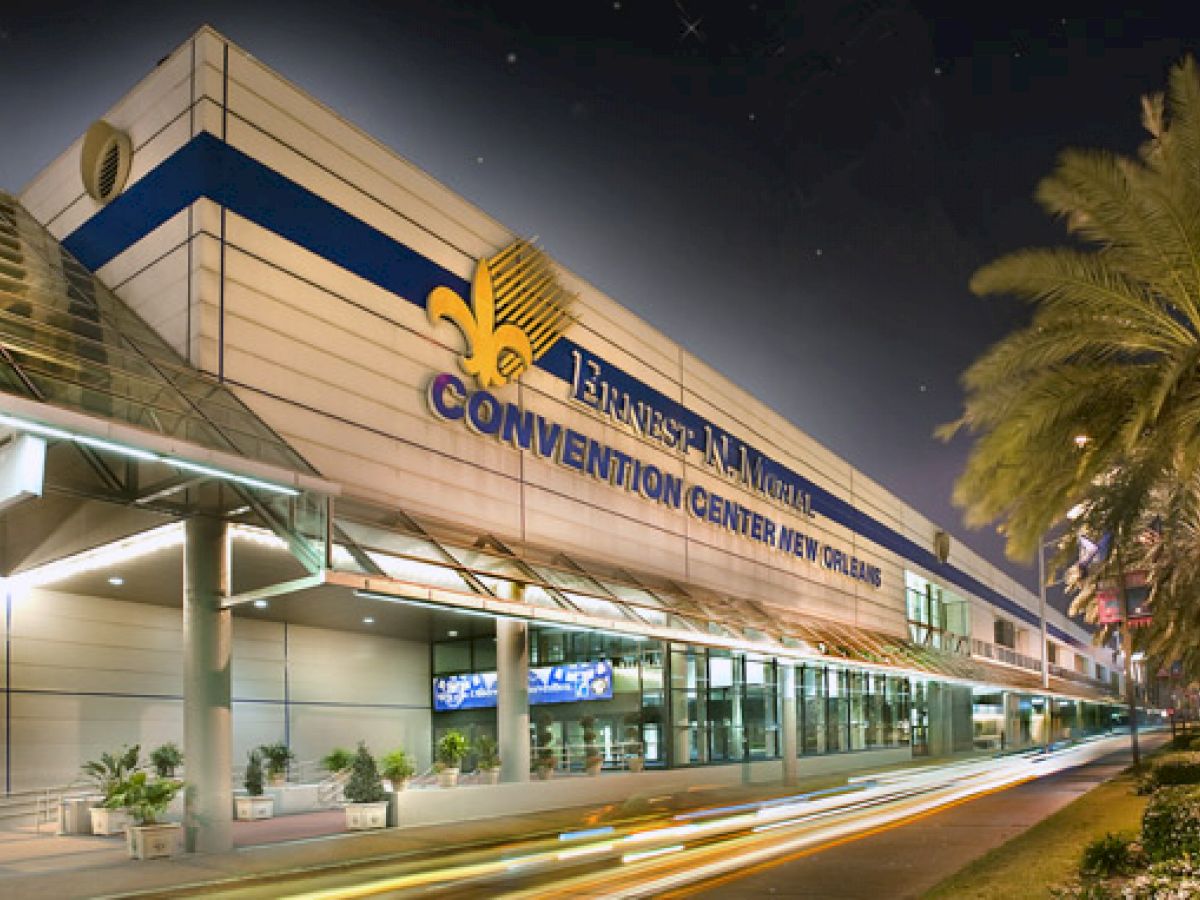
left=933, top=530, right=951, bottom=564
left=80, top=121, right=132, bottom=204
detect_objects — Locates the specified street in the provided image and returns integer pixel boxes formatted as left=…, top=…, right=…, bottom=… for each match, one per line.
left=158, top=733, right=1153, bottom=900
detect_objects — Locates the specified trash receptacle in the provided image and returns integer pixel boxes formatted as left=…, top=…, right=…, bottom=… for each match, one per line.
left=59, top=795, right=100, bottom=835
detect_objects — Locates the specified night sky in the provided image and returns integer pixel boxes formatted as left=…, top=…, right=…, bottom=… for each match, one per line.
left=2, top=1, right=1198, bottom=605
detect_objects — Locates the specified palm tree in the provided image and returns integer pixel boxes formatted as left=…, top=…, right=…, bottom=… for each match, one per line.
left=943, top=57, right=1200, bottom=763
left=941, top=56, right=1200, bottom=563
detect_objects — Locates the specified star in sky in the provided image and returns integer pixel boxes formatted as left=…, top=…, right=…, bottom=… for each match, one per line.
left=676, top=1, right=704, bottom=44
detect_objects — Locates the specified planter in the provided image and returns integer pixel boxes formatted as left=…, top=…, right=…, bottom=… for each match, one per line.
left=626, top=757, right=645, bottom=773
left=388, top=777, right=410, bottom=792
left=436, top=767, right=460, bottom=788
left=533, top=766, right=554, bottom=781
left=268, top=773, right=287, bottom=787
left=234, top=795, right=275, bottom=820
left=344, top=801, right=389, bottom=831
left=90, top=806, right=131, bottom=836
left=480, top=767, right=501, bottom=785
left=585, top=759, right=604, bottom=777
left=126, top=823, right=182, bottom=859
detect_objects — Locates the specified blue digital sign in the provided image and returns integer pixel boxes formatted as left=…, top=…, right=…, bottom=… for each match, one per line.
left=433, top=660, right=614, bottom=712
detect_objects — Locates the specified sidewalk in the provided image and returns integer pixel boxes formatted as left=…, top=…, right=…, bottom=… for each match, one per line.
left=0, top=748, right=1051, bottom=899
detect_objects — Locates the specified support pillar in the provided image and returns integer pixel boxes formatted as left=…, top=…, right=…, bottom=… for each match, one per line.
left=497, top=617, right=530, bottom=783
left=183, top=517, right=232, bottom=854
left=927, top=682, right=952, bottom=757
left=780, top=663, right=798, bottom=785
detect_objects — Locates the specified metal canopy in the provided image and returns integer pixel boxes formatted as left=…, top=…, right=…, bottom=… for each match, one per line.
left=329, top=496, right=1118, bottom=703
left=0, top=193, right=332, bottom=575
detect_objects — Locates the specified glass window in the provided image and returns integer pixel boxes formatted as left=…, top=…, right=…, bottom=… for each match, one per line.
left=826, top=667, right=849, bottom=752
left=433, top=640, right=472, bottom=675
left=800, top=664, right=827, bottom=754
left=994, top=618, right=1017, bottom=649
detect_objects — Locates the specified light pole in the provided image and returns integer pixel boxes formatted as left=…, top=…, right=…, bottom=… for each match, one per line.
left=1038, top=538, right=1050, bottom=692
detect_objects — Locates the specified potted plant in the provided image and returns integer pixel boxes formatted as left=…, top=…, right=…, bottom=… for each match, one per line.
left=533, top=713, right=556, bottom=780
left=149, top=743, right=183, bottom=779
left=624, top=714, right=645, bottom=773
left=81, top=744, right=140, bottom=835
left=434, top=731, right=469, bottom=788
left=581, top=716, right=604, bottom=776
left=258, top=741, right=295, bottom=787
left=321, top=747, right=355, bottom=775
left=106, top=772, right=184, bottom=859
left=343, top=742, right=389, bottom=830
left=235, top=750, right=274, bottom=820
left=475, top=735, right=501, bottom=784
left=380, top=747, right=415, bottom=828
left=380, top=748, right=415, bottom=791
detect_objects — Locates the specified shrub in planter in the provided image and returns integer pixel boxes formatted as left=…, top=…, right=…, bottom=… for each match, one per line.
left=321, top=747, right=355, bottom=775
left=533, top=714, right=555, bottom=779
left=581, top=716, right=603, bottom=776
left=624, top=713, right=645, bottom=772
left=435, top=731, right=469, bottom=787
left=259, top=742, right=295, bottom=786
left=343, top=742, right=389, bottom=830
left=475, top=735, right=501, bottom=784
left=149, top=742, right=183, bottom=779
left=107, top=772, right=184, bottom=859
left=1142, top=785, right=1200, bottom=861
left=81, top=744, right=141, bottom=835
left=380, top=748, right=415, bottom=789
left=1079, top=831, right=1142, bottom=877
left=236, top=750, right=274, bottom=821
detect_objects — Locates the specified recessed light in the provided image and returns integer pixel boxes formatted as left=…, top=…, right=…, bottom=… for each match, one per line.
left=253, top=599, right=268, bottom=609
left=107, top=576, right=124, bottom=586
left=448, top=630, right=459, bottom=638
left=363, top=617, right=375, bottom=625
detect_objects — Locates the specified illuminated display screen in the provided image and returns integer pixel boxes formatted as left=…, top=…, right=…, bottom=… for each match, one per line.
left=433, top=660, right=614, bottom=711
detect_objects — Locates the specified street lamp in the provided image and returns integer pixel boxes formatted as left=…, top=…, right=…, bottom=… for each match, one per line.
left=1038, top=539, right=1050, bottom=691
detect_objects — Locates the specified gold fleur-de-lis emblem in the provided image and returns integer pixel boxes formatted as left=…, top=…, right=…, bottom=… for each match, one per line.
left=428, top=240, right=575, bottom=389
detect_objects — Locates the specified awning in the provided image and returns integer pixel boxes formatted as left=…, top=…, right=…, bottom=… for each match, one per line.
left=0, top=192, right=335, bottom=574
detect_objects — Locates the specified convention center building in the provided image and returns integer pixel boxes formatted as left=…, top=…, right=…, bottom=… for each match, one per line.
left=0, top=27, right=1123, bottom=851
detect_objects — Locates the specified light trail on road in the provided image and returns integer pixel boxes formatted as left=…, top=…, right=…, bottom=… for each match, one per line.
left=272, top=734, right=1133, bottom=900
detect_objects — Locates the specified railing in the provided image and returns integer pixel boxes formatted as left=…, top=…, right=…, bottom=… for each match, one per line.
left=972, top=639, right=1116, bottom=693
left=0, top=784, right=76, bottom=833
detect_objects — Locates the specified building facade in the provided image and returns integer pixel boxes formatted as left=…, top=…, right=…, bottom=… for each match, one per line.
left=0, top=27, right=1121, bottom=851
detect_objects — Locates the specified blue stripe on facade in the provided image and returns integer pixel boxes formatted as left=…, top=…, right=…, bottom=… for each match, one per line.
left=61, top=133, right=1083, bottom=649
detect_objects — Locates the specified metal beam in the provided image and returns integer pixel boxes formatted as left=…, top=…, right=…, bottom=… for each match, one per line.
left=221, top=573, right=324, bottom=609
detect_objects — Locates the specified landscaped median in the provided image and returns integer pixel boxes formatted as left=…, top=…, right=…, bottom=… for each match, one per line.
left=923, top=739, right=1200, bottom=900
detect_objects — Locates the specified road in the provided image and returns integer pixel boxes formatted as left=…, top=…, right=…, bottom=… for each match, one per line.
left=165, top=733, right=1152, bottom=900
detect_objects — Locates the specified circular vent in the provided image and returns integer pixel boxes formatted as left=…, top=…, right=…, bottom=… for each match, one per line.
left=80, top=121, right=132, bottom=204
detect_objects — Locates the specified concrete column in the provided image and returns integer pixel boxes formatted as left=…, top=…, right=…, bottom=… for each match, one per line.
left=780, top=663, right=798, bottom=785
left=183, top=517, right=232, bottom=854
left=497, top=617, right=530, bottom=783
left=927, top=682, right=951, bottom=757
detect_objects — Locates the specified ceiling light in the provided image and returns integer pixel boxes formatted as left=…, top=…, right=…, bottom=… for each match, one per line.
left=253, top=599, right=268, bottom=609
left=363, top=616, right=375, bottom=624
left=448, top=630, right=459, bottom=637
left=107, top=576, right=124, bottom=586
left=12, top=522, right=184, bottom=590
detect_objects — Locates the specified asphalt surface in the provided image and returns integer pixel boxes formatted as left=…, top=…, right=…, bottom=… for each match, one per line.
left=686, top=736, right=1156, bottom=899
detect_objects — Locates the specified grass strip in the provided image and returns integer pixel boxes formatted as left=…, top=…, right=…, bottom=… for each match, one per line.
left=922, top=767, right=1149, bottom=900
